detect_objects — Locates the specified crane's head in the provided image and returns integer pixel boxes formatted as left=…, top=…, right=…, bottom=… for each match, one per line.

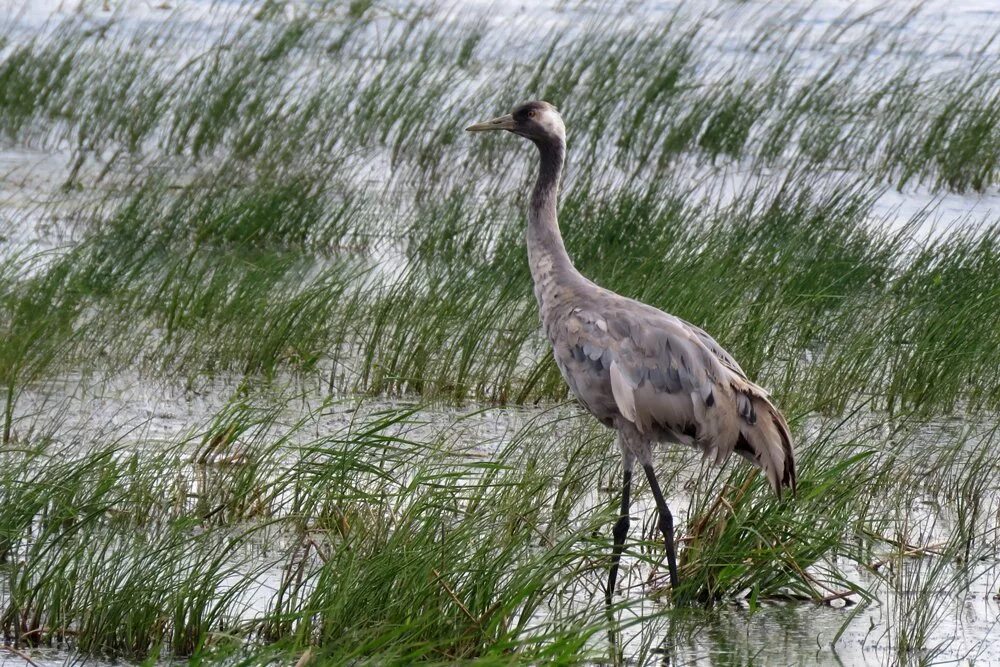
left=466, top=101, right=565, bottom=145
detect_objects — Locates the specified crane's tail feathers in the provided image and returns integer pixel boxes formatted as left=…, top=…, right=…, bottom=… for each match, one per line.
left=733, top=395, right=796, bottom=498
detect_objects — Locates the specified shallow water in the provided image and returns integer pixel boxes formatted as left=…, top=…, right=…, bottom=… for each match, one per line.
left=1, top=0, right=999, bottom=263
left=4, top=373, right=999, bottom=665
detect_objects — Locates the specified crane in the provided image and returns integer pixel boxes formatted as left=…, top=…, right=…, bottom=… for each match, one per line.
left=467, top=101, right=796, bottom=602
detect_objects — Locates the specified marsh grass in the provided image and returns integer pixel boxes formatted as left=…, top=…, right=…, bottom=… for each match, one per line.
left=1, top=8, right=996, bottom=414
left=3, top=393, right=995, bottom=663
left=1, top=2, right=997, bottom=192
left=0, top=251, right=88, bottom=444
left=15, top=166, right=997, bottom=414
left=0, top=401, right=619, bottom=661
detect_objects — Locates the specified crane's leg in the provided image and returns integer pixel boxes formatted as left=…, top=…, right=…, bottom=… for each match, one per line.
left=642, top=464, right=679, bottom=589
left=606, top=459, right=633, bottom=606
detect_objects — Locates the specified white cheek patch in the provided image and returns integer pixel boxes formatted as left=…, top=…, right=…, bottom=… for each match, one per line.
left=537, top=109, right=566, bottom=141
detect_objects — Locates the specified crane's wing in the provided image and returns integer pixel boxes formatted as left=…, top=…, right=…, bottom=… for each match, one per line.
left=565, top=304, right=795, bottom=495
left=680, top=318, right=750, bottom=383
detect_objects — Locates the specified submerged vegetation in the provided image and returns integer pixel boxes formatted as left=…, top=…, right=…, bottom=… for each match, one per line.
left=0, top=0, right=998, bottom=664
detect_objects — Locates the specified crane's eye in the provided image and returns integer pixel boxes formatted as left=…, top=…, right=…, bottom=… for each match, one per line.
left=526, top=110, right=536, bottom=119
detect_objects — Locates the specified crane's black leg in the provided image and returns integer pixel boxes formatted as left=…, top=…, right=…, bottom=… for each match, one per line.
left=642, top=464, right=679, bottom=588
left=606, top=466, right=632, bottom=606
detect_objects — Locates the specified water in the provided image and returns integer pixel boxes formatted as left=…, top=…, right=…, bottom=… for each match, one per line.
left=0, top=0, right=997, bottom=270
left=3, top=372, right=998, bottom=665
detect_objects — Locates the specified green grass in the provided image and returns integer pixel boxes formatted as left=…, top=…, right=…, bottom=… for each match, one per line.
left=0, top=400, right=617, bottom=661
left=1, top=393, right=996, bottom=663
left=10, top=168, right=994, bottom=413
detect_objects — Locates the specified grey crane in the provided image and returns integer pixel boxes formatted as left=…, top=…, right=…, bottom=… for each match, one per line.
left=467, top=101, right=796, bottom=602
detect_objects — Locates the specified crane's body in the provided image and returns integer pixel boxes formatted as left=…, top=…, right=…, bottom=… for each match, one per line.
left=467, top=101, right=795, bottom=601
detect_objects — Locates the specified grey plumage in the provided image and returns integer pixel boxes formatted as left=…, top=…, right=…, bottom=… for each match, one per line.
left=467, top=100, right=796, bottom=600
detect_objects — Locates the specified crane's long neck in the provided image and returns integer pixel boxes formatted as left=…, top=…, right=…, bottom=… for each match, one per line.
left=527, top=136, right=581, bottom=320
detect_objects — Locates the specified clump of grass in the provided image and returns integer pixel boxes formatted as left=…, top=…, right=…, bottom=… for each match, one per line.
left=0, top=252, right=86, bottom=444
left=674, top=450, right=874, bottom=605
left=0, top=399, right=624, bottom=662
left=1, top=361, right=997, bottom=663
left=0, top=29, right=80, bottom=141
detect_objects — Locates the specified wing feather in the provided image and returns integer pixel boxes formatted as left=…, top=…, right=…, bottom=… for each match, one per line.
left=609, top=360, right=637, bottom=425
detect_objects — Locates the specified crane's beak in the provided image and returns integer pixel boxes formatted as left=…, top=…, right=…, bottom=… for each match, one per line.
left=465, top=113, right=515, bottom=132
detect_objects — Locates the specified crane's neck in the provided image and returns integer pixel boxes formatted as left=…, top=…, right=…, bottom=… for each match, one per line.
left=527, top=136, right=581, bottom=320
